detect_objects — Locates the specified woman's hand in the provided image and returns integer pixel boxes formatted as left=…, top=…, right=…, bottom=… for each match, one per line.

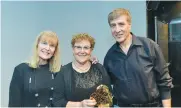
left=81, top=99, right=97, bottom=107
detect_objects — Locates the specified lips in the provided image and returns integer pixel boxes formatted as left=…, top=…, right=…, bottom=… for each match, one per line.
left=78, top=55, right=86, bottom=57
left=116, top=34, right=123, bottom=36
left=41, top=50, right=50, bottom=55
left=115, top=36, right=122, bottom=38
left=115, top=33, right=124, bottom=37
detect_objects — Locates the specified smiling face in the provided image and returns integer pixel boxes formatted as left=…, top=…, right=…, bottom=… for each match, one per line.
left=72, top=40, right=93, bottom=64
left=110, top=15, right=131, bottom=44
left=37, top=35, right=58, bottom=61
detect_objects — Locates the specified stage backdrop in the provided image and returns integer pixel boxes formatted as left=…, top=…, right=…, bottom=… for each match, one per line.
left=1, top=1, right=146, bottom=106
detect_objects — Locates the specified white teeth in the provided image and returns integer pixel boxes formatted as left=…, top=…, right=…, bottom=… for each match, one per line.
left=42, top=51, right=49, bottom=55
left=78, top=54, right=86, bottom=56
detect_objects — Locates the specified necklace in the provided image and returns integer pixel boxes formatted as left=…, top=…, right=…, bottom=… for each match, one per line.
left=72, top=62, right=91, bottom=72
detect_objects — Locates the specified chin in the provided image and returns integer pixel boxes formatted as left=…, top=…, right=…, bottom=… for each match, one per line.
left=40, top=56, right=51, bottom=60
left=77, top=60, right=89, bottom=64
left=116, top=40, right=124, bottom=43
left=116, top=38, right=126, bottom=43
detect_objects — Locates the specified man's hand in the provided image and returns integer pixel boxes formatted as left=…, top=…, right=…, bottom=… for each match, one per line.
left=162, top=98, right=171, bottom=108
left=90, top=56, right=99, bottom=64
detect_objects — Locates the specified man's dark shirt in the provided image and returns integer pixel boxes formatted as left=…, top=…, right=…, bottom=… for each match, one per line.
left=103, top=33, right=173, bottom=104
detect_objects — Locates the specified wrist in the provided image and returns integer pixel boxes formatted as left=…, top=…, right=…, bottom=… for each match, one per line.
left=78, top=101, right=83, bottom=107
left=162, top=99, right=171, bottom=108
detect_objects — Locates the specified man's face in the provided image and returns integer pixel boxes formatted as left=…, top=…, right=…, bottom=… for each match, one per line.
left=110, top=15, right=131, bottom=43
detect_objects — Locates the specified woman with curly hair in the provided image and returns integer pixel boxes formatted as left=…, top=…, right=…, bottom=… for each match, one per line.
left=53, top=33, right=112, bottom=107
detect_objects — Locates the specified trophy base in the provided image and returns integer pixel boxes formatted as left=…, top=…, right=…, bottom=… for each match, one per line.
left=98, top=103, right=110, bottom=108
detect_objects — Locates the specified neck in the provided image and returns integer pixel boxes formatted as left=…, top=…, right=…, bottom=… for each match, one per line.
left=73, top=61, right=91, bottom=73
left=39, top=58, right=48, bottom=65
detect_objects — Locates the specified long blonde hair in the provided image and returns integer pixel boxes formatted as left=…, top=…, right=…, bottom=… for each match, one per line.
left=28, top=31, right=61, bottom=73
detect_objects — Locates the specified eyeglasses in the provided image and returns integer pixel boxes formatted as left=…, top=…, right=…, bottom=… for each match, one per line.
left=74, top=46, right=91, bottom=51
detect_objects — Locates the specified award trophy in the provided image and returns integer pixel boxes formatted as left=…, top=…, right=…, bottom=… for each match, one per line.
left=90, top=84, right=113, bottom=108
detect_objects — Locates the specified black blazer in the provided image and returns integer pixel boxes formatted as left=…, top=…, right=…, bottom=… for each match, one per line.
left=9, top=63, right=58, bottom=107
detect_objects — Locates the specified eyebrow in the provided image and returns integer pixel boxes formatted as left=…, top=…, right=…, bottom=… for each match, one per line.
left=40, top=40, right=56, bottom=46
left=74, top=45, right=91, bottom=47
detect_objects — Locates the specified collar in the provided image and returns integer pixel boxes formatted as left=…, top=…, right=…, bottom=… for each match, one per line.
left=113, top=32, right=143, bottom=51
left=131, top=32, right=143, bottom=46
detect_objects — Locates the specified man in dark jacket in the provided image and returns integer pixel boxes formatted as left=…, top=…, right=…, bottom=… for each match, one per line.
left=103, top=8, right=173, bottom=107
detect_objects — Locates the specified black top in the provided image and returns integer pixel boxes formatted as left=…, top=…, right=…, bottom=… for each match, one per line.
left=103, top=33, right=173, bottom=104
left=8, top=63, right=58, bottom=107
left=72, top=65, right=104, bottom=101
left=53, top=62, right=112, bottom=107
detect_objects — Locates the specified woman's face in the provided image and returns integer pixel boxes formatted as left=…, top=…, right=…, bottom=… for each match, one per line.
left=37, top=36, right=57, bottom=61
left=73, top=40, right=92, bottom=64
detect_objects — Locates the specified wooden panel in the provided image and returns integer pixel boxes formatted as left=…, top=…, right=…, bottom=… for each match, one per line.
left=157, top=20, right=168, bottom=62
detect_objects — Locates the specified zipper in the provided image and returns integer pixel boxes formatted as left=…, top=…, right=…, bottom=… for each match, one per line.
left=29, top=77, right=32, bottom=92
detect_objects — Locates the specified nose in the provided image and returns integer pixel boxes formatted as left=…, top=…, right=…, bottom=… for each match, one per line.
left=115, top=25, right=121, bottom=33
left=45, top=45, right=50, bottom=50
left=80, top=47, right=86, bottom=53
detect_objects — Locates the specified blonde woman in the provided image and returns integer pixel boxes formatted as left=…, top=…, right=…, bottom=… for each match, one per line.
left=53, top=33, right=112, bottom=107
left=9, top=31, right=61, bottom=107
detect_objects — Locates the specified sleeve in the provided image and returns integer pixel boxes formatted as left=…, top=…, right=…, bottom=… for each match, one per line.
left=103, top=54, right=109, bottom=73
left=52, top=72, right=68, bottom=107
left=103, top=67, right=112, bottom=92
left=103, top=54, right=113, bottom=85
left=98, top=63, right=112, bottom=93
left=99, top=64, right=114, bottom=107
left=153, top=43, right=173, bottom=100
left=8, top=66, right=23, bottom=107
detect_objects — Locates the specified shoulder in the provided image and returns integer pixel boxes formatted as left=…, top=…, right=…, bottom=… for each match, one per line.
left=107, top=43, right=117, bottom=54
left=92, top=63, right=106, bottom=72
left=56, top=63, right=72, bottom=80
left=92, top=63, right=104, bottom=68
left=12, top=63, right=30, bottom=77
left=59, top=62, right=72, bottom=75
left=137, top=36, right=150, bottom=42
left=92, top=63, right=109, bottom=76
left=137, top=36, right=158, bottom=46
left=105, top=43, right=117, bottom=59
left=136, top=36, right=161, bottom=57
left=14, top=62, right=30, bottom=71
left=61, top=62, right=72, bottom=70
